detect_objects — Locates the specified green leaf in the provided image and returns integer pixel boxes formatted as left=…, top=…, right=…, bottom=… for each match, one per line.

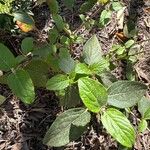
left=52, top=14, right=64, bottom=31
left=101, top=108, right=135, bottom=147
left=99, top=71, right=117, bottom=88
left=78, top=77, right=107, bottom=113
left=125, top=40, right=135, bottom=49
left=63, top=0, right=75, bottom=10
left=48, top=27, right=59, bottom=44
left=33, top=44, right=52, bottom=60
left=99, top=10, right=112, bottom=28
left=128, top=44, right=140, bottom=62
left=46, top=53, right=60, bottom=71
left=60, top=35, right=71, bottom=46
left=108, top=81, right=147, bottom=108
left=123, top=20, right=137, bottom=38
left=15, top=55, right=26, bottom=64
left=138, top=97, right=150, bottom=119
left=0, top=95, right=6, bottom=105
left=138, top=119, right=147, bottom=133
left=0, top=43, right=17, bottom=71
left=25, top=60, right=49, bottom=87
left=46, top=74, right=70, bottom=91
left=111, top=44, right=122, bottom=52
left=21, top=37, right=34, bottom=54
left=46, top=0, right=59, bottom=14
left=13, top=11, right=34, bottom=25
left=7, top=69, right=35, bottom=104
left=79, top=0, right=97, bottom=13
left=63, top=85, right=81, bottom=108
left=116, top=46, right=125, bottom=55
left=83, top=35, right=103, bottom=65
left=89, top=58, right=110, bottom=74
left=125, top=62, right=135, bottom=81
left=144, top=108, right=150, bottom=120
left=43, top=108, right=91, bottom=147
left=75, top=63, right=92, bottom=75
left=112, top=2, right=123, bottom=11
left=59, top=48, right=75, bottom=74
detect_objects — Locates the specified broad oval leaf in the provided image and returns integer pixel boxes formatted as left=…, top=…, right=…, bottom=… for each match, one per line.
left=25, top=60, right=49, bottom=87
left=52, top=14, right=64, bottom=31
left=13, top=11, right=35, bottom=25
left=83, top=35, right=103, bottom=65
left=101, top=108, right=136, bottom=147
left=16, top=20, right=34, bottom=32
left=46, top=0, right=59, bottom=14
left=63, top=85, right=81, bottom=108
left=48, top=27, right=59, bottom=44
left=80, top=0, right=97, bottom=13
left=125, top=39, right=134, bottom=49
left=33, top=44, right=51, bottom=60
left=99, top=10, right=112, bottom=28
left=99, top=71, right=117, bottom=88
left=108, top=81, right=147, bottom=108
left=138, top=119, right=147, bottom=133
left=89, top=58, right=110, bottom=74
left=43, top=108, right=91, bottom=147
left=138, top=97, right=150, bottom=119
left=111, top=1, right=123, bottom=11
left=0, top=43, right=17, bottom=71
left=0, top=95, right=6, bottom=105
left=46, top=74, right=70, bottom=91
left=75, top=63, right=92, bottom=75
left=7, top=69, right=35, bottom=104
left=144, top=108, right=150, bottom=120
left=59, top=48, right=75, bottom=74
left=78, top=77, right=107, bottom=113
left=21, top=37, right=34, bottom=54
left=14, top=11, right=35, bottom=32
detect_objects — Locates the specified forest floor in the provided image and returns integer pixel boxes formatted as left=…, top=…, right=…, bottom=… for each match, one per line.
left=0, top=0, right=150, bottom=150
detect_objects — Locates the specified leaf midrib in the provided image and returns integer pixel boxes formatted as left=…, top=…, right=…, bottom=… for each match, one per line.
left=105, top=112, right=134, bottom=147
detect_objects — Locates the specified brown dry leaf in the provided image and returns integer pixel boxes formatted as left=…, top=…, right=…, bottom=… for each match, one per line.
left=143, top=7, right=150, bottom=13
left=115, top=31, right=128, bottom=42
